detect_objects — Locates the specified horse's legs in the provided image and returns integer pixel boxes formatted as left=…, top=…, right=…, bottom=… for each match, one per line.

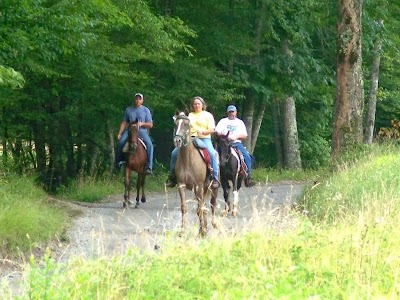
left=221, top=181, right=231, bottom=217
left=230, top=175, right=240, bottom=216
left=134, top=173, right=146, bottom=208
left=178, top=185, right=188, bottom=234
left=208, top=187, right=218, bottom=228
left=196, top=186, right=207, bottom=236
left=140, top=174, right=147, bottom=203
left=123, top=169, right=132, bottom=208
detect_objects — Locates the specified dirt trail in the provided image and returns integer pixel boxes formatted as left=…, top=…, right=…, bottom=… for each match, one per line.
left=1, top=181, right=307, bottom=297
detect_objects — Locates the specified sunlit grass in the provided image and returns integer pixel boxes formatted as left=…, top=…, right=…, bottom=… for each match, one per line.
left=3, top=143, right=400, bottom=299
left=0, top=175, right=69, bottom=255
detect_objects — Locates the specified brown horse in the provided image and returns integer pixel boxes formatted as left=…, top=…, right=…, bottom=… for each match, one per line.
left=173, top=110, right=218, bottom=236
left=123, top=120, right=148, bottom=209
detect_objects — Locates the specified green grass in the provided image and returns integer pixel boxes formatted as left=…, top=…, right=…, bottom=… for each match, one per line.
left=0, top=175, right=69, bottom=255
left=58, top=171, right=172, bottom=202
left=299, top=143, right=400, bottom=223
left=3, top=144, right=400, bottom=299
left=17, top=213, right=400, bottom=299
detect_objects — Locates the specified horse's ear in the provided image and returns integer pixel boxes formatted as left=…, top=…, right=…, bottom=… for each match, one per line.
left=175, top=108, right=180, bottom=116
left=135, top=118, right=139, bottom=124
left=184, top=108, right=189, bottom=116
left=224, top=131, right=230, bottom=138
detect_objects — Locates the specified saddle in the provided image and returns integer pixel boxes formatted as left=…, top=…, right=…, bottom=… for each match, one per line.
left=122, top=138, right=147, bottom=153
left=192, top=137, right=213, bottom=175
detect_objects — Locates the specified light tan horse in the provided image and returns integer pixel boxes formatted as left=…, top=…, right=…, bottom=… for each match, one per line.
left=173, top=110, right=218, bottom=236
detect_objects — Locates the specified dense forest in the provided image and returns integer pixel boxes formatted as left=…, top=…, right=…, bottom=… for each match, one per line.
left=1, top=0, right=399, bottom=191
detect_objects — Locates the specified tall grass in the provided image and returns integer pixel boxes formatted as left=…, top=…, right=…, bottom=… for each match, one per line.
left=299, top=144, right=400, bottom=223
left=2, top=144, right=398, bottom=299
left=0, top=175, right=68, bottom=255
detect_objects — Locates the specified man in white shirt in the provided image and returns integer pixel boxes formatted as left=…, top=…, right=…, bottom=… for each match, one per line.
left=215, top=105, right=256, bottom=187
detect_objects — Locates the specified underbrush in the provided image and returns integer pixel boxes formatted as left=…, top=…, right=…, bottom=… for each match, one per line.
left=0, top=175, right=69, bottom=256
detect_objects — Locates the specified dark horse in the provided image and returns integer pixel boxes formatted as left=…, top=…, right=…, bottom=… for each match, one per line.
left=123, top=120, right=148, bottom=209
left=173, top=110, right=218, bottom=235
left=216, top=133, right=244, bottom=216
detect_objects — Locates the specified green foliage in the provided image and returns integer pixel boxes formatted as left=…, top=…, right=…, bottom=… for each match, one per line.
left=0, top=65, right=25, bottom=88
left=300, top=144, right=400, bottom=223
left=20, top=214, right=400, bottom=299
left=0, top=175, right=68, bottom=255
left=3, top=145, right=400, bottom=298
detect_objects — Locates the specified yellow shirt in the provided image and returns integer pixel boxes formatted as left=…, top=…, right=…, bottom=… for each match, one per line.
left=188, top=111, right=215, bottom=138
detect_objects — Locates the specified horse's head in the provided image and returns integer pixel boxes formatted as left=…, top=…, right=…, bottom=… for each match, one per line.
left=173, top=109, right=190, bottom=148
left=216, top=132, right=232, bottom=165
left=127, top=119, right=140, bottom=152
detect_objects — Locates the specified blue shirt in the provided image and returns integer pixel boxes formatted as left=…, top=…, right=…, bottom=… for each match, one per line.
left=123, top=105, right=153, bottom=133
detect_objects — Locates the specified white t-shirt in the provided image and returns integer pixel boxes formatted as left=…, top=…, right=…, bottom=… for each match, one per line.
left=215, top=117, right=247, bottom=143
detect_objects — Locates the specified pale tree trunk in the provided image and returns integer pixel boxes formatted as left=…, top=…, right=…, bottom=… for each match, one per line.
left=364, top=22, right=383, bottom=144
left=240, top=1, right=267, bottom=154
left=272, top=98, right=284, bottom=168
left=281, top=40, right=301, bottom=169
left=249, top=99, right=266, bottom=154
left=108, top=121, right=116, bottom=174
left=283, top=96, right=301, bottom=169
left=332, top=0, right=364, bottom=159
left=242, top=89, right=255, bottom=153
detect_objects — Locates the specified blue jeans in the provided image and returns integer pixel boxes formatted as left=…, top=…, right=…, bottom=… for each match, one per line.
left=116, top=129, right=154, bottom=170
left=232, top=142, right=252, bottom=175
left=170, top=138, right=219, bottom=179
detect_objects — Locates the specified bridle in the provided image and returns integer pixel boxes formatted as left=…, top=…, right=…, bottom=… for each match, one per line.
left=128, top=122, right=139, bottom=152
left=173, top=114, right=191, bottom=147
left=218, top=137, right=233, bottom=164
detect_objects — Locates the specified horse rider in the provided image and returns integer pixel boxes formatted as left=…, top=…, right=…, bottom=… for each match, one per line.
left=215, top=105, right=256, bottom=187
left=115, top=92, right=154, bottom=175
left=166, top=96, right=220, bottom=189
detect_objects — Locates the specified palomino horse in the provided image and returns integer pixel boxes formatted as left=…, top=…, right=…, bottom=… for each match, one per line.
left=123, top=120, right=148, bottom=209
left=173, top=110, right=218, bottom=235
left=216, top=133, right=244, bottom=216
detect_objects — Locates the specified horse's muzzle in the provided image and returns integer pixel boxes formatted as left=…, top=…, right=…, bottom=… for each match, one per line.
left=174, top=136, right=183, bottom=148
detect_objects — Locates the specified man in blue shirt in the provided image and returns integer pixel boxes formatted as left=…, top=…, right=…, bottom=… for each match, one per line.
left=115, top=92, right=154, bottom=174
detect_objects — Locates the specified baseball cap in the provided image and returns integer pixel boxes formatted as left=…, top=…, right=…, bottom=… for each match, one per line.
left=227, top=105, right=237, bottom=112
left=134, top=93, right=143, bottom=99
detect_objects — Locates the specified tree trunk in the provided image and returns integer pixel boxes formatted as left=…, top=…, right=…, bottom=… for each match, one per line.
left=32, top=122, right=47, bottom=183
left=242, top=89, right=255, bottom=153
left=283, top=96, right=301, bottom=169
left=272, top=98, right=284, bottom=169
left=364, top=23, right=382, bottom=144
left=107, top=121, right=115, bottom=174
left=250, top=98, right=266, bottom=154
left=332, top=0, right=364, bottom=159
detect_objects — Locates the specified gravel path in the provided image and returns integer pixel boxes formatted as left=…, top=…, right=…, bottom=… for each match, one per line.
left=1, top=181, right=307, bottom=297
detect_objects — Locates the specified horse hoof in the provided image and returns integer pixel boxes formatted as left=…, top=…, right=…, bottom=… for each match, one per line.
left=141, top=198, right=146, bottom=203
left=123, top=202, right=127, bottom=209
left=232, top=210, right=237, bottom=217
left=135, top=203, right=139, bottom=209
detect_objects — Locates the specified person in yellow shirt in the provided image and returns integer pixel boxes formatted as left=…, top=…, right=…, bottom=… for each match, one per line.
left=166, top=96, right=220, bottom=189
